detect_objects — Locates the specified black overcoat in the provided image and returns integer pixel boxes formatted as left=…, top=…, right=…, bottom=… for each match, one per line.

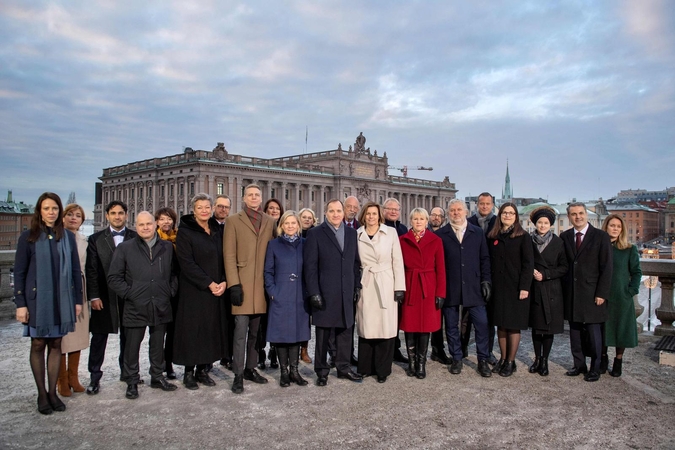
left=488, top=230, right=534, bottom=330
left=303, top=222, right=361, bottom=328
left=561, top=225, right=613, bottom=324
left=107, top=237, right=178, bottom=328
left=529, top=234, right=568, bottom=334
left=172, top=214, right=226, bottom=366
left=86, top=228, right=137, bottom=334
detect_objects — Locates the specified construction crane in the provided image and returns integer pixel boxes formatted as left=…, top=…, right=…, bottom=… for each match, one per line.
left=388, top=166, right=433, bottom=178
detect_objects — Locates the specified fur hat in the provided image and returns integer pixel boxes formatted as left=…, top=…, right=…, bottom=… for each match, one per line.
left=529, top=205, right=556, bottom=226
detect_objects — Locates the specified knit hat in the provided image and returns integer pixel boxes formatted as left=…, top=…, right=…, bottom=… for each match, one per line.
left=530, top=206, right=556, bottom=226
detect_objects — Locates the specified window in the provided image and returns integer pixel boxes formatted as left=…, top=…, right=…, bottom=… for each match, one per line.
left=311, top=191, right=315, bottom=201
left=170, top=185, right=174, bottom=196
left=190, top=182, right=194, bottom=196
left=148, top=186, right=152, bottom=197
left=139, top=187, right=143, bottom=198
left=271, top=188, right=276, bottom=198
left=285, top=189, right=289, bottom=200
left=299, top=190, right=303, bottom=201
left=160, top=186, right=165, bottom=197
left=217, top=183, right=224, bottom=195
left=179, top=184, right=184, bottom=196
left=131, top=188, right=135, bottom=198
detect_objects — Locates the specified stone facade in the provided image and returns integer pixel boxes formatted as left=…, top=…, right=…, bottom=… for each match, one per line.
left=94, top=137, right=457, bottom=230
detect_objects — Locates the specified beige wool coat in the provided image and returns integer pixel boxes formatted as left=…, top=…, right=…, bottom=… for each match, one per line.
left=355, top=224, right=406, bottom=339
left=224, top=210, right=275, bottom=315
left=61, top=232, right=90, bottom=354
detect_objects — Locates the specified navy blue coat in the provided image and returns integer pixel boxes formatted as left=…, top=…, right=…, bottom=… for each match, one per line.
left=436, top=223, right=491, bottom=307
left=264, top=237, right=311, bottom=343
left=303, top=222, right=361, bottom=328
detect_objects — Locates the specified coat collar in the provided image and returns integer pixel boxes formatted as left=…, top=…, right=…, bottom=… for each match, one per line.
left=319, top=221, right=344, bottom=254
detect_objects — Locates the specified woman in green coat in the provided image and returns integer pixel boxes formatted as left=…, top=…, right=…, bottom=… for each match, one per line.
left=601, top=214, right=642, bottom=377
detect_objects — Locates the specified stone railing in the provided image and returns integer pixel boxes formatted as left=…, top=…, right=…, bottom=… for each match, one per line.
left=0, top=251, right=15, bottom=320
left=641, top=259, right=675, bottom=336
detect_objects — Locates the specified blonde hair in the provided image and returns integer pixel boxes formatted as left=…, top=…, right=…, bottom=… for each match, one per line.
left=277, top=210, right=301, bottom=237
left=602, top=213, right=630, bottom=250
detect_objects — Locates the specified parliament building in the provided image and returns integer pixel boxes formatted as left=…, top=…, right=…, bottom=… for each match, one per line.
left=93, top=134, right=457, bottom=230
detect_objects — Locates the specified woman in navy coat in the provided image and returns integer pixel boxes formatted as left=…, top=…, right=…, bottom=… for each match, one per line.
left=14, top=192, right=82, bottom=414
left=264, top=211, right=311, bottom=387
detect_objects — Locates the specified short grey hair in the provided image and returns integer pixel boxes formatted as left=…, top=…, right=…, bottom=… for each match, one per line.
left=135, top=211, right=155, bottom=224
left=447, top=198, right=468, bottom=212
left=566, top=202, right=587, bottom=214
left=191, top=193, right=213, bottom=210
left=409, top=207, right=429, bottom=222
left=383, top=197, right=400, bottom=207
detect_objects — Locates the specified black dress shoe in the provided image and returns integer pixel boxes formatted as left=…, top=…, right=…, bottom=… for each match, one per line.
left=150, top=378, right=178, bottom=391
left=430, top=347, right=450, bottom=364
left=477, top=359, right=492, bottom=378
left=449, top=359, right=463, bottom=375
left=125, top=384, right=139, bottom=400
left=565, top=366, right=588, bottom=377
left=86, top=381, right=100, bottom=395
left=584, top=371, right=600, bottom=382
left=377, top=375, right=387, bottom=383
left=195, top=369, right=216, bottom=386
left=393, top=349, right=409, bottom=363
left=243, top=368, right=269, bottom=384
left=491, top=359, right=504, bottom=373
left=499, top=361, right=516, bottom=377
left=337, top=370, right=363, bottom=382
left=316, top=376, right=328, bottom=387
left=231, top=374, right=244, bottom=394
left=183, top=370, right=199, bottom=390
left=37, top=397, right=53, bottom=415
left=49, top=395, right=66, bottom=412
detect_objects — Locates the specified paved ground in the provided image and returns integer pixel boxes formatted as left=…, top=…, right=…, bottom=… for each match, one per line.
left=0, top=319, right=674, bottom=449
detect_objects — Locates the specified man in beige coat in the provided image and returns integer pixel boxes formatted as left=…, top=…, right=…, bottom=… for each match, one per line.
left=224, top=184, right=275, bottom=394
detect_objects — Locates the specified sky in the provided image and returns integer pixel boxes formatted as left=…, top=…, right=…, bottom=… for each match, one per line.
left=1, top=0, right=673, bottom=216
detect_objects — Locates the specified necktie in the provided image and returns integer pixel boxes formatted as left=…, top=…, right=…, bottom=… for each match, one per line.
left=575, top=231, right=582, bottom=251
left=346, top=222, right=353, bottom=228
left=112, top=230, right=125, bottom=237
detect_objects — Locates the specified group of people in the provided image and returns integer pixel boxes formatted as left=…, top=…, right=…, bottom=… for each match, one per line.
left=14, top=188, right=642, bottom=414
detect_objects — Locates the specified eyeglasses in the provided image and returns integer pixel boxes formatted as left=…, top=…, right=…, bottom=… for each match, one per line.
left=384, top=207, right=400, bottom=212
left=501, top=211, right=516, bottom=217
left=430, top=214, right=444, bottom=218
left=215, top=205, right=230, bottom=209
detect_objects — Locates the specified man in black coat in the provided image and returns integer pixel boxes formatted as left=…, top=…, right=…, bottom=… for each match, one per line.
left=465, top=192, right=498, bottom=365
left=304, top=199, right=362, bottom=386
left=86, top=200, right=137, bottom=394
left=108, top=212, right=178, bottom=399
left=437, top=199, right=493, bottom=377
left=561, top=202, right=613, bottom=382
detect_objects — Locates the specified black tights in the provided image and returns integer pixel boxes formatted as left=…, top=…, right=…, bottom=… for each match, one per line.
left=30, top=337, right=63, bottom=407
left=497, top=328, right=520, bottom=362
left=532, top=332, right=554, bottom=358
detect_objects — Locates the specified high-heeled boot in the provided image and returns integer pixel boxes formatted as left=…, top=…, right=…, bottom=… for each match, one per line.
left=609, top=358, right=622, bottom=377
left=57, top=355, right=71, bottom=397
left=68, top=351, right=86, bottom=393
left=288, top=345, right=308, bottom=386
left=599, top=354, right=609, bottom=374
left=416, top=333, right=430, bottom=379
left=538, top=357, right=549, bottom=376
left=529, top=357, right=541, bottom=374
left=404, top=333, right=416, bottom=377
left=300, top=343, right=312, bottom=364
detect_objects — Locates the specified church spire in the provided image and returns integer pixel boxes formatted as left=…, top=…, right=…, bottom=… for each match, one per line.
left=502, top=159, right=513, bottom=200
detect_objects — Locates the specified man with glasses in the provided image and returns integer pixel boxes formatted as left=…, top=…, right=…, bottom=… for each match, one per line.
left=212, top=195, right=234, bottom=371
left=429, top=207, right=446, bottom=232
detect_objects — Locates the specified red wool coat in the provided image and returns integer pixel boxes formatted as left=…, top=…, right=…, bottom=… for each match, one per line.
left=399, top=230, right=446, bottom=332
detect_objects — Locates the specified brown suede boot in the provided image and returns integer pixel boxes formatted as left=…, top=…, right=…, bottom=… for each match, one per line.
left=300, top=345, right=312, bottom=364
left=68, top=351, right=86, bottom=393
left=58, top=355, right=72, bottom=397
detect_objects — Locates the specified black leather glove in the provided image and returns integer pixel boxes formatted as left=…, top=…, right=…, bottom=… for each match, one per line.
left=230, top=284, right=243, bottom=307
left=309, top=294, right=325, bottom=311
left=435, top=297, right=445, bottom=309
left=354, top=288, right=361, bottom=304
left=481, top=281, right=492, bottom=302
left=394, top=291, right=405, bottom=305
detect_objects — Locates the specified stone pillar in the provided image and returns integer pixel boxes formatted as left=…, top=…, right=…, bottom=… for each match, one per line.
left=318, top=185, right=325, bottom=221
left=655, top=276, right=675, bottom=336
left=293, top=183, right=300, bottom=211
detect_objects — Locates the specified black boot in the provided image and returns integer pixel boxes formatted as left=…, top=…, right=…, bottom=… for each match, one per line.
left=416, top=333, right=430, bottom=379
left=183, top=368, right=198, bottom=390
left=609, top=357, right=622, bottom=377
left=279, top=366, right=290, bottom=387
left=288, top=345, right=308, bottom=386
left=538, top=357, right=549, bottom=376
left=269, top=346, right=279, bottom=369
left=529, top=357, right=541, bottom=374
left=599, top=354, right=609, bottom=374
left=257, top=348, right=267, bottom=370
left=404, top=333, right=416, bottom=377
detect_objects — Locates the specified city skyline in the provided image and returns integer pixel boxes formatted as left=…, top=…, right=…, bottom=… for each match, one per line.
left=1, top=1, right=673, bottom=216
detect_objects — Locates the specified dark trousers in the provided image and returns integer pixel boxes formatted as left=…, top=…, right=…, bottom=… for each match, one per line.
left=232, top=314, right=261, bottom=375
left=88, top=328, right=126, bottom=383
left=315, top=326, right=352, bottom=377
left=222, top=300, right=235, bottom=362
left=357, top=337, right=395, bottom=378
left=123, top=324, right=166, bottom=385
left=444, top=305, right=489, bottom=361
left=570, top=321, right=603, bottom=372
left=164, top=296, right=178, bottom=369
left=462, top=308, right=496, bottom=356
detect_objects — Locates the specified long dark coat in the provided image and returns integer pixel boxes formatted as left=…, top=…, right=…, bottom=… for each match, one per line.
left=107, top=237, right=178, bottom=328
left=263, top=237, right=311, bottom=344
left=561, top=225, right=613, bottom=324
left=488, top=230, right=534, bottom=330
left=437, top=223, right=491, bottom=308
left=605, top=245, right=641, bottom=348
left=86, top=227, right=137, bottom=334
left=399, top=230, right=446, bottom=333
left=529, top=234, right=568, bottom=334
left=303, top=222, right=361, bottom=328
left=173, top=214, right=226, bottom=366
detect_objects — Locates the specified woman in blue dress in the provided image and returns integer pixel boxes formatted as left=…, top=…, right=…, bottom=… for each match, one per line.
left=14, top=192, right=82, bottom=414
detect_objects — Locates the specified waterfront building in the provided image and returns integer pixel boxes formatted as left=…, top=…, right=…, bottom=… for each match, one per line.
left=0, top=191, right=33, bottom=250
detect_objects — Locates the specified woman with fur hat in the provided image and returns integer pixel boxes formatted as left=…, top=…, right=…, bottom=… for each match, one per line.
left=527, top=206, right=568, bottom=376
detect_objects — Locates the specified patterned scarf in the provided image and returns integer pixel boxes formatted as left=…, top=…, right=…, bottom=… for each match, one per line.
left=245, top=207, right=262, bottom=234
left=412, top=228, right=426, bottom=243
left=532, top=230, right=552, bottom=253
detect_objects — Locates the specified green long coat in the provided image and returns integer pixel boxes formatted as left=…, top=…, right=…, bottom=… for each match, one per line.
left=605, top=245, right=642, bottom=348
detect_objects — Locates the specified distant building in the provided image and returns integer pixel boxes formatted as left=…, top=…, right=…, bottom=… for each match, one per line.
left=0, top=191, right=33, bottom=250
left=95, top=136, right=458, bottom=230
left=615, top=188, right=671, bottom=204
left=664, top=198, right=675, bottom=240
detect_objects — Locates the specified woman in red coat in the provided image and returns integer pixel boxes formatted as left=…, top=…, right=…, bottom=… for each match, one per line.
left=399, top=208, right=446, bottom=379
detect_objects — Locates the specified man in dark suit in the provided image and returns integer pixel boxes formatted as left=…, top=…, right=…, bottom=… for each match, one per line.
left=86, top=200, right=137, bottom=394
left=561, top=202, right=613, bottom=382
left=212, top=194, right=235, bottom=371
left=466, top=192, right=498, bottom=364
left=343, top=195, right=361, bottom=229
left=304, top=199, right=362, bottom=386
left=428, top=206, right=450, bottom=363
left=437, top=199, right=493, bottom=377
